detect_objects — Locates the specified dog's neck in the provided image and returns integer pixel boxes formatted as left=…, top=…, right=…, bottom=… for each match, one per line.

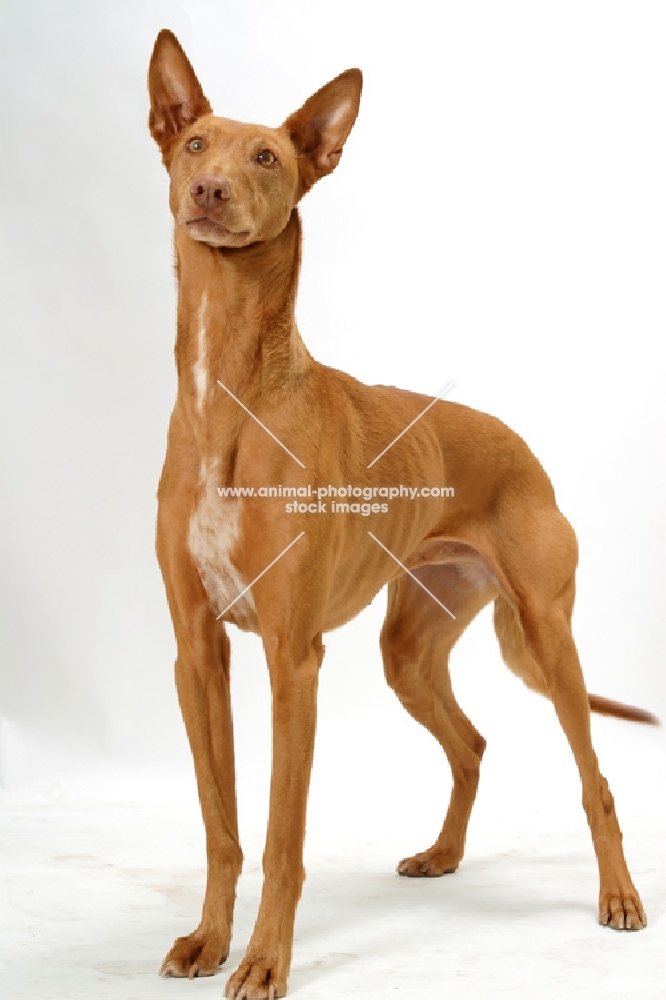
left=173, top=209, right=312, bottom=436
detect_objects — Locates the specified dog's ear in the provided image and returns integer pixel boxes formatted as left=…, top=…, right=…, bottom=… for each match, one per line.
left=148, top=30, right=212, bottom=158
left=283, top=69, right=362, bottom=199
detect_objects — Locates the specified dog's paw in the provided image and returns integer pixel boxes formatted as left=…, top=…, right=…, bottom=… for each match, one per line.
left=599, top=888, right=647, bottom=931
left=225, top=957, right=287, bottom=999
left=160, top=929, right=229, bottom=978
left=397, top=846, right=460, bottom=878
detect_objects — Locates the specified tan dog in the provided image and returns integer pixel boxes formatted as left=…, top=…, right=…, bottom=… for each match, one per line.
left=148, top=29, right=657, bottom=999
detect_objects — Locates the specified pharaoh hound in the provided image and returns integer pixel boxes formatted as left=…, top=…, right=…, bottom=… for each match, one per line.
left=147, top=29, right=657, bottom=999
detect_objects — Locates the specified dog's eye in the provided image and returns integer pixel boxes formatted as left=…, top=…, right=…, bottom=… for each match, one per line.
left=256, top=149, right=277, bottom=166
left=187, top=138, right=204, bottom=153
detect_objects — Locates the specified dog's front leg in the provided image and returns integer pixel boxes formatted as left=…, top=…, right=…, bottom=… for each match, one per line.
left=226, top=631, right=324, bottom=1000
left=163, top=617, right=242, bottom=978
left=158, top=503, right=242, bottom=978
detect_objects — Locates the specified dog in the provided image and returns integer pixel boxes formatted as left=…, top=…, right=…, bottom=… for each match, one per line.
left=147, top=29, right=657, bottom=999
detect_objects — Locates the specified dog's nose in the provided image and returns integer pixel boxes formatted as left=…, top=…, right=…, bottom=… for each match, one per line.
left=190, top=174, right=232, bottom=208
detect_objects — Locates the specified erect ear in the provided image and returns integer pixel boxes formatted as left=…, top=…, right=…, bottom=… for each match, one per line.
left=283, top=68, right=362, bottom=199
left=148, top=30, right=212, bottom=156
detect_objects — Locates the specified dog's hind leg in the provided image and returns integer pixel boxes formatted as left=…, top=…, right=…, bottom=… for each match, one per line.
left=492, top=503, right=646, bottom=929
left=380, top=563, right=497, bottom=877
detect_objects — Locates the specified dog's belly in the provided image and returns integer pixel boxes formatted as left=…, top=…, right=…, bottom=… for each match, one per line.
left=188, top=484, right=257, bottom=626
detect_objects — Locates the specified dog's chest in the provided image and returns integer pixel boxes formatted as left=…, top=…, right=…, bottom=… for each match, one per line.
left=187, top=467, right=256, bottom=620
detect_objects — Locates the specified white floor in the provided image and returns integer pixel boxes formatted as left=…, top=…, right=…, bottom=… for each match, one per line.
left=1, top=794, right=664, bottom=1000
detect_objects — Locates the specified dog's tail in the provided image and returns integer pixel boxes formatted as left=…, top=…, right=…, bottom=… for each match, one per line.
left=588, top=694, right=660, bottom=726
left=493, top=595, right=660, bottom=726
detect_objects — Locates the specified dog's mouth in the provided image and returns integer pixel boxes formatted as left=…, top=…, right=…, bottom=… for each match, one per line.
left=185, top=217, right=252, bottom=245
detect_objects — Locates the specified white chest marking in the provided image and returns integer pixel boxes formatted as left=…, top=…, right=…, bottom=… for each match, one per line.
left=188, top=462, right=256, bottom=619
left=193, top=293, right=208, bottom=412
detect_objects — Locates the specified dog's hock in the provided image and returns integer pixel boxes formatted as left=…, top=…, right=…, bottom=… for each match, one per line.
left=148, top=29, right=212, bottom=151
left=284, top=68, right=363, bottom=197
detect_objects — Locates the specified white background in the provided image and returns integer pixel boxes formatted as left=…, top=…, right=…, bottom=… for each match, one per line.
left=1, top=2, right=665, bottom=997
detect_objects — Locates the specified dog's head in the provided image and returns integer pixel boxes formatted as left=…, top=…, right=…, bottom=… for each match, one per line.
left=148, top=30, right=362, bottom=249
